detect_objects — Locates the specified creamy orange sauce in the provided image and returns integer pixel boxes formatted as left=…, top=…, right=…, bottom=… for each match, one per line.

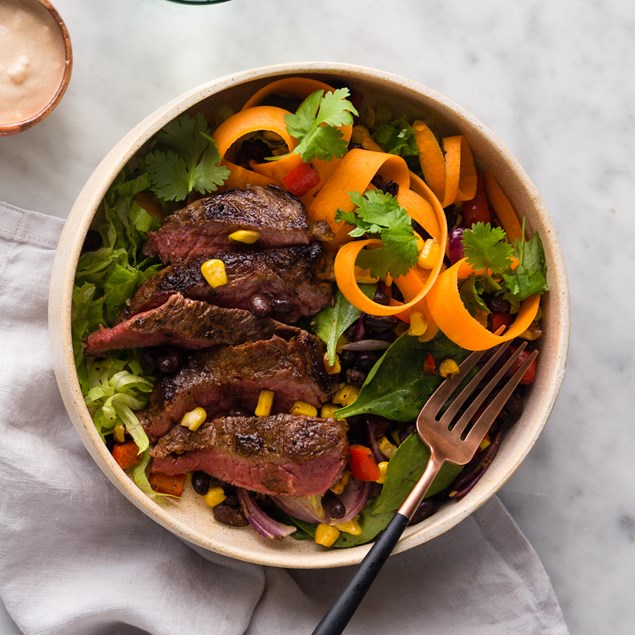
left=0, top=0, right=67, bottom=124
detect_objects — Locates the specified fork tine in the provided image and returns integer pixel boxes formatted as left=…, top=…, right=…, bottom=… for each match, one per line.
left=460, top=348, right=539, bottom=443
left=422, top=347, right=490, bottom=414
left=438, top=340, right=516, bottom=425
left=450, top=342, right=529, bottom=437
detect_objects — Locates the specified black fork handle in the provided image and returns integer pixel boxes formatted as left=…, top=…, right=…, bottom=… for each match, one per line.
left=311, top=512, right=410, bottom=635
left=311, top=455, right=445, bottom=635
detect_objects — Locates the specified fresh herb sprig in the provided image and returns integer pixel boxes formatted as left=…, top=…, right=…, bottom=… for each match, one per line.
left=145, top=112, right=229, bottom=202
left=336, top=190, right=419, bottom=279
left=462, top=222, right=548, bottom=307
left=285, top=88, right=358, bottom=162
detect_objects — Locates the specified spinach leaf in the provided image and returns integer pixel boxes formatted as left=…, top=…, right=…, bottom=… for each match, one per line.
left=334, top=434, right=463, bottom=548
left=312, top=286, right=375, bottom=365
left=336, top=333, right=469, bottom=421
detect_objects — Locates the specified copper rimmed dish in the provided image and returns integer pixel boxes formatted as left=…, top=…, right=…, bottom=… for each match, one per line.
left=48, top=62, right=569, bottom=568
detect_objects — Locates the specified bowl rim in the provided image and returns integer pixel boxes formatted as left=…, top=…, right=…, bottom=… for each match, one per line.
left=0, top=0, right=73, bottom=136
left=48, top=61, right=570, bottom=568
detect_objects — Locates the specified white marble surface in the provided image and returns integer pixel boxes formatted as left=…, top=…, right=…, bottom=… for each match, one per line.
left=1, top=0, right=633, bottom=633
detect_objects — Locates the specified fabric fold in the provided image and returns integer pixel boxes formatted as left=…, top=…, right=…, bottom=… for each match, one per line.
left=0, top=203, right=568, bottom=635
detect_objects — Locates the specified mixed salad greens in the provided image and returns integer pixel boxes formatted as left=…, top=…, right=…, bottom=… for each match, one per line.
left=72, top=77, right=547, bottom=548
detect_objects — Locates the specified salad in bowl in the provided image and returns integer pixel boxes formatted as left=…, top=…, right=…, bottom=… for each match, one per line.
left=50, top=63, right=568, bottom=567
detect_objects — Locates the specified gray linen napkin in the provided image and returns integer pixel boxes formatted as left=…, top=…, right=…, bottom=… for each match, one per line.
left=0, top=202, right=568, bottom=635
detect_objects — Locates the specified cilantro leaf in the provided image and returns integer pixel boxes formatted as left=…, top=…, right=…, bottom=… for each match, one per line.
left=371, top=116, right=418, bottom=157
left=502, top=234, right=549, bottom=302
left=462, top=222, right=514, bottom=273
left=336, top=190, right=419, bottom=279
left=146, top=113, right=229, bottom=202
left=285, top=88, right=358, bottom=162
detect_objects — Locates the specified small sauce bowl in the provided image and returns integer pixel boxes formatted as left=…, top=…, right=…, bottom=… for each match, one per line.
left=0, top=0, right=73, bottom=136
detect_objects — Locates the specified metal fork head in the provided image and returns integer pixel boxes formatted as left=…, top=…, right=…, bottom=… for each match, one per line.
left=416, top=342, right=539, bottom=466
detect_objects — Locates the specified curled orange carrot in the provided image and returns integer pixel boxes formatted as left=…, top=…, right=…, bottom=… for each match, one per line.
left=442, top=135, right=477, bottom=207
left=413, top=121, right=446, bottom=202
left=483, top=172, right=524, bottom=242
left=241, top=77, right=336, bottom=110
left=425, top=258, right=540, bottom=350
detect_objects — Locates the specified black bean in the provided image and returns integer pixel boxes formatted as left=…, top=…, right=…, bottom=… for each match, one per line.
left=249, top=294, right=271, bottom=316
left=346, top=368, right=367, bottom=386
left=488, top=296, right=511, bottom=314
left=409, top=499, right=439, bottom=526
left=373, top=286, right=391, bottom=306
left=155, top=347, right=184, bottom=374
left=191, top=471, right=210, bottom=496
left=399, top=424, right=417, bottom=443
left=338, top=349, right=357, bottom=369
left=363, top=314, right=398, bottom=333
left=213, top=503, right=249, bottom=527
left=324, top=494, right=346, bottom=520
left=139, top=350, right=157, bottom=375
left=356, top=351, right=382, bottom=371
left=501, top=392, right=524, bottom=422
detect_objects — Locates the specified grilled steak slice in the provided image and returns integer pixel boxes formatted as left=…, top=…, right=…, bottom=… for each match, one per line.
left=150, top=414, right=348, bottom=496
left=138, top=332, right=335, bottom=439
left=84, top=293, right=300, bottom=355
left=143, top=185, right=329, bottom=263
left=120, top=243, right=333, bottom=324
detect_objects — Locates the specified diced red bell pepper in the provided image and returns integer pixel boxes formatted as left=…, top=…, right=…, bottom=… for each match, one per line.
left=462, top=173, right=491, bottom=226
left=508, top=347, right=537, bottom=384
left=112, top=441, right=141, bottom=470
left=282, top=162, right=320, bottom=197
left=489, top=312, right=513, bottom=334
left=423, top=352, right=437, bottom=375
left=347, top=444, right=381, bottom=481
left=148, top=473, right=186, bottom=497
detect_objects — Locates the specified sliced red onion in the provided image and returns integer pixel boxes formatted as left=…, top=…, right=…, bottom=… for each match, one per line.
left=340, top=339, right=391, bottom=352
left=336, top=478, right=372, bottom=523
left=352, top=315, right=366, bottom=341
left=271, top=494, right=327, bottom=524
left=449, top=227, right=466, bottom=264
left=236, top=488, right=297, bottom=539
left=365, top=417, right=387, bottom=463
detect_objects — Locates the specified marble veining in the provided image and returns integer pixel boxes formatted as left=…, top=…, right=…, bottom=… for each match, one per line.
left=1, top=0, right=634, bottom=633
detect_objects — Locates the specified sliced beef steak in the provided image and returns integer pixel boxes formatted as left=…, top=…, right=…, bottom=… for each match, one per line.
left=138, top=332, right=335, bottom=439
left=120, top=243, right=333, bottom=324
left=150, top=414, right=348, bottom=496
left=84, top=293, right=301, bottom=355
left=143, top=185, right=329, bottom=263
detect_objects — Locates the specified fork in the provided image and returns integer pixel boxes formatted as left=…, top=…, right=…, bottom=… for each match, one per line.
left=312, top=340, right=539, bottom=635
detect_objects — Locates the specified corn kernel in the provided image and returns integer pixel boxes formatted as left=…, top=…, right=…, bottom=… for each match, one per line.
left=320, top=403, right=341, bottom=419
left=354, top=266, right=379, bottom=284
left=204, top=486, right=226, bottom=508
left=479, top=436, right=491, bottom=451
left=330, top=470, right=350, bottom=495
left=180, top=407, right=207, bottom=431
left=439, top=359, right=461, bottom=378
left=323, top=352, right=341, bottom=375
left=376, top=461, right=389, bottom=484
left=228, top=229, right=261, bottom=244
left=290, top=401, right=318, bottom=417
left=113, top=423, right=126, bottom=444
left=413, top=231, right=425, bottom=252
left=201, top=259, right=228, bottom=288
left=255, top=390, right=275, bottom=417
left=408, top=311, right=428, bottom=337
left=335, top=517, right=363, bottom=536
left=332, top=384, right=360, bottom=407
left=315, top=523, right=341, bottom=547
left=378, top=436, right=397, bottom=459
left=350, top=125, right=384, bottom=152
left=417, top=239, right=441, bottom=270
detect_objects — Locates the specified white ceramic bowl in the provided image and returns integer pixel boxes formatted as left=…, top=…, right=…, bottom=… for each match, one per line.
left=49, top=62, right=569, bottom=568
